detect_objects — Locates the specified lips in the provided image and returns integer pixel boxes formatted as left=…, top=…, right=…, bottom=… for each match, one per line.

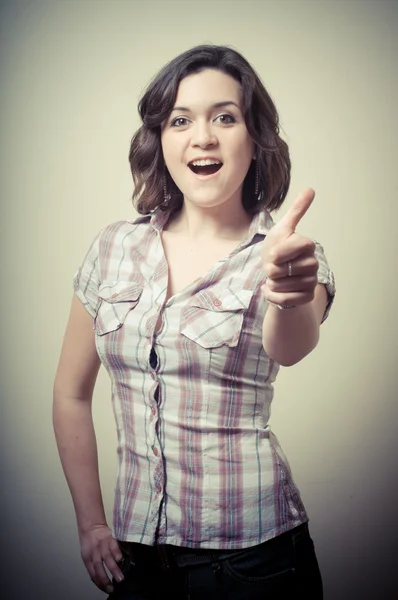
left=188, top=158, right=223, bottom=176
left=189, top=164, right=222, bottom=175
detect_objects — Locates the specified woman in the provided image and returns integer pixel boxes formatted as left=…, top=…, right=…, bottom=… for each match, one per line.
left=53, top=44, right=335, bottom=599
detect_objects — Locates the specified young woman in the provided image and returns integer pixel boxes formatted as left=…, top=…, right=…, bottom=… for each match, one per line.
left=53, top=44, right=335, bottom=599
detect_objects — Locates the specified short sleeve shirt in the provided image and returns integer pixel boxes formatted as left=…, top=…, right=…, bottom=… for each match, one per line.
left=74, top=207, right=335, bottom=549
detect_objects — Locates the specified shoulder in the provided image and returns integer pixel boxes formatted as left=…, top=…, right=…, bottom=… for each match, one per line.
left=96, top=215, right=153, bottom=245
left=101, top=214, right=152, bottom=234
left=92, top=215, right=156, bottom=280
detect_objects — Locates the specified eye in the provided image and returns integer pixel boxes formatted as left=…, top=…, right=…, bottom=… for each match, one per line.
left=170, top=117, right=189, bottom=128
left=215, top=113, right=236, bottom=125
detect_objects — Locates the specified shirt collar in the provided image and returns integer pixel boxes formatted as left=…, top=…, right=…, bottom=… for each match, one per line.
left=131, top=207, right=170, bottom=231
left=245, top=208, right=274, bottom=243
left=131, top=206, right=275, bottom=241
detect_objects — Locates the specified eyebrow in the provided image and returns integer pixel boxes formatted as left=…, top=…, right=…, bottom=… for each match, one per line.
left=170, top=101, right=241, bottom=113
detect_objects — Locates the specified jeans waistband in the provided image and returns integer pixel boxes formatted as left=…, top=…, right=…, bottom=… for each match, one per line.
left=119, top=523, right=308, bottom=572
left=119, top=540, right=223, bottom=571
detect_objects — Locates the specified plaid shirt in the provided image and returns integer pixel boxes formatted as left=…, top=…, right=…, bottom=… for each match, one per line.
left=74, top=207, right=335, bottom=550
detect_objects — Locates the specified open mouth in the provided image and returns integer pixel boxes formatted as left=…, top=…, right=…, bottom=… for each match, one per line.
left=188, top=159, right=223, bottom=176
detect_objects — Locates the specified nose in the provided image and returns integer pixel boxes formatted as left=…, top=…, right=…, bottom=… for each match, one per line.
left=191, top=120, right=217, bottom=148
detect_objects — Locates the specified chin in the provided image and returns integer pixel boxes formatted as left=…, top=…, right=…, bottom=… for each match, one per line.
left=185, top=196, right=228, bottom=209
left=184, top=189, right=240, bottom=208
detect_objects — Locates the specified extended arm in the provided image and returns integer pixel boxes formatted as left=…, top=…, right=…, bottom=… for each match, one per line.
left=262, top=283, right=327, bottom=366
left=261, top=188, right=330, bottom=366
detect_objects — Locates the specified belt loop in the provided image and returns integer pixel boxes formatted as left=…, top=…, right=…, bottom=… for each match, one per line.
left=210, top=553, right=222, bottom=577
left=119, top=541, right=136, bottom=568
left=157, top=544, right=172, bottom=573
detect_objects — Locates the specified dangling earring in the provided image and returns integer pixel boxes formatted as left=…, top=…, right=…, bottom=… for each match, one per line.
left=254, top=160, right=262, bottom=202
left=163, top=174, right=171, bottom=205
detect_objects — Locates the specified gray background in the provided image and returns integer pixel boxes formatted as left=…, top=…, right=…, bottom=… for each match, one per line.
left=1, top=0, right=397, bottom=598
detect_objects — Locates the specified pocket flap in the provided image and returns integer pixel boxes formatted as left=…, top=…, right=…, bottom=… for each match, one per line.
left=98, top=281, right=143, bottom=303
left=95, top=281, right=143, bottom=336
left=181, top=287, right=254, bottom=348
left=188, top=287, right=253, bottom=312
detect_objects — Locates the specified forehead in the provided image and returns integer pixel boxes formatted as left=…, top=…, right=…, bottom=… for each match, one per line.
left=175, top=69, right=242, bottom=107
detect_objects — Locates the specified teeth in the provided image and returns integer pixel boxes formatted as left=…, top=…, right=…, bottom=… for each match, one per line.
left=190, top=159, right=221, bottom=167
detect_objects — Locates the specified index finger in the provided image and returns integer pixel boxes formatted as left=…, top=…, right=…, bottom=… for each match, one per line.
left=104, top=552, right=125, bottom=585
left=103, top=540, right=126, bottom=585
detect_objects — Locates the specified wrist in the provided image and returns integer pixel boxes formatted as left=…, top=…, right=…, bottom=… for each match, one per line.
left=268, top=301, right=297, bottom=310
left=77, top=512, right=108, bottom=536
left=262, top=302, right=319, bottom=366
left=78, top=520, right=109, bottom=538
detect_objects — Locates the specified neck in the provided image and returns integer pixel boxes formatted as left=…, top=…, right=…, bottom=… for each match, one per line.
left=165, top=198, right=252, bottom=242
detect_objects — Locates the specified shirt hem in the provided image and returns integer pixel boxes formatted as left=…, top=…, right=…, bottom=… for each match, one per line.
left=113, top=516, right=309, bottom=549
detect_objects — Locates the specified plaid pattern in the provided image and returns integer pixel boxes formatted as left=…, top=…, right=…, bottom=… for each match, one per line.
left=74, top=207, right=335, bottom=550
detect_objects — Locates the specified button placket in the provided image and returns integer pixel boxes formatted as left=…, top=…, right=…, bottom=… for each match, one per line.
left=153, top=460, right=164, bottom=497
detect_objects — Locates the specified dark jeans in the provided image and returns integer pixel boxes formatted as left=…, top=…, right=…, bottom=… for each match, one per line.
left=108, top=522, right=323, bottom=599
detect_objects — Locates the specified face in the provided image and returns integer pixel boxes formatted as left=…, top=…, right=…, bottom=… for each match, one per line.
left=161, top=69, right=255, bottom=210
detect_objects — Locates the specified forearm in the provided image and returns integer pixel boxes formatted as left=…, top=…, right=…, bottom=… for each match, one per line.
left=262, top=302, right=319, bottom=367
left=53, top=394, right=107, bottom=537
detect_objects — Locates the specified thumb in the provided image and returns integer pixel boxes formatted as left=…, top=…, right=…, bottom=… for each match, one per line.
left=276, top=188, right=315, bottom=236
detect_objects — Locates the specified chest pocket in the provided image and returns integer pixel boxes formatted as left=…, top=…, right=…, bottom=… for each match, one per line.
left=95, top=281, right=143, bottom=336
left=180, top=287, right=254, bottom=348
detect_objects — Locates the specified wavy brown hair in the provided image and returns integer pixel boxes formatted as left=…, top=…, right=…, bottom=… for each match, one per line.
left=129, top=44, right=290, bottom=215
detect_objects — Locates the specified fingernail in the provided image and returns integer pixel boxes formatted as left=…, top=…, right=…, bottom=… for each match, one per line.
left=106, top=585, right=113, bottom=594
left=117, top=574, right=124, bottom=582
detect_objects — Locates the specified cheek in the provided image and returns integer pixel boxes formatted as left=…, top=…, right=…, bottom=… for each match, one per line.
left=243, top=136, right=255, bottom=161
left=230, top=132, right=254, bottom=159
left=160, top=137, right=171, bottom=166
left=230, top=139, right=254, bottom=174
left=161, top=136, right=185, bottom=170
